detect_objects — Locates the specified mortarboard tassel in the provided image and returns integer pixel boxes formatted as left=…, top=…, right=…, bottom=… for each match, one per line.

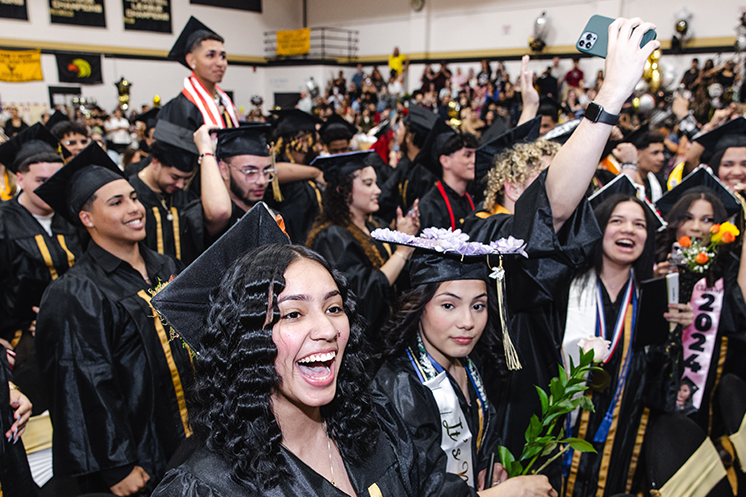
left=270, top=144, right=284, bottom=202
left=489, top=256, right=522, bottom=371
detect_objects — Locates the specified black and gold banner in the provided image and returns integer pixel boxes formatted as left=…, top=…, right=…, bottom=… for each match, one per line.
left=0, top=0, right=28, bottom=20
left=123, top=0, right=171, bottom=33
left=189, top=0, right=261, bottom=13
left=49, top=0, right=106, bottom=27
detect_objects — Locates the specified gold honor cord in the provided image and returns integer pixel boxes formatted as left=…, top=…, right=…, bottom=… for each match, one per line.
left=728, top=403, right=746, bottom=473
left=152, top=207, right=164, bottom=255
left=170, top=207, right=181, bottom=261
left=625, top=407, right=650, bottom=493
left=34, top=235, right=58, bottom=280
left=709, top=337, right=729, bottom=436
left=56, top=235, right=76, bottom=267
left=137, top=290, right=192, bottom=437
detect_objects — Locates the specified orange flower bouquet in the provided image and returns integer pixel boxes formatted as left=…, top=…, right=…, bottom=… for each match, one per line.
left=671, top=222, right=740, bottom=274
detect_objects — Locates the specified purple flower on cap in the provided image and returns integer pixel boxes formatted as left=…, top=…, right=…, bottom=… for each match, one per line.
left=371, top=227, right=528, bottom=258
left=490, top=236, right=528, bottom=258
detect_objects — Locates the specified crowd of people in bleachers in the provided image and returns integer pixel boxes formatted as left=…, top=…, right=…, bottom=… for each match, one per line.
left=1, top=14, right=746, bottom=497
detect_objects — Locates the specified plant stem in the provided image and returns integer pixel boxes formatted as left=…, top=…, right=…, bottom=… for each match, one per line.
left=532, top=445, right=571, bottom=476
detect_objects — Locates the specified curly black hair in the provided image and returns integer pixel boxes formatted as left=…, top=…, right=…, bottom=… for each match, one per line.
left=187, top=243, right=379, bottom=491
left=381, top=280, right=508, bottom=376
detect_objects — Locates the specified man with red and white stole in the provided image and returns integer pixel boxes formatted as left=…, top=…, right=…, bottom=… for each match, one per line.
left=159, top=17, right=239, bottom=131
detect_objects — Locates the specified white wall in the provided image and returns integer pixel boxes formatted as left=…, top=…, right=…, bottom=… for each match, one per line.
left=307, top=0, right=742, bottom=57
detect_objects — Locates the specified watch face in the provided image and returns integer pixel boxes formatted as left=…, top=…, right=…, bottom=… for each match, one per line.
left=585, top=103, right=601, bottom=122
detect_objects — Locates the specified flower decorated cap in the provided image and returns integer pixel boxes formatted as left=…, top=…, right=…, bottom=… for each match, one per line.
left=150, top=202, right=290, bottom=353
left=544, top=118, right=581, bottom=145
left=373, top=226, right=527, bottom=370
left=475, top=116, right=542, bottom=186
left=168, top=16, right=221, bottom=70
left=319, top=114, right=359, bottom=144
left=34, top=142, right=124, bottom=224
left=656, top=166, right=741, bottom=218
left=371, top=227, right=527, bottom=286
left=588, top=173, right=666, bottom=231
left=310, top=150, right=375, bottom=185
left=0, top=122, right=69, bottom=173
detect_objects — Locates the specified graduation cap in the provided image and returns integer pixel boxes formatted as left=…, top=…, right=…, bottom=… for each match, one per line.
left=310, top=150, right=374, bottom=185
left=475, top=116, right=542, bottom=185
left=371, top=119, right=391, bottom=139
left=319, top=114, right=358, bottom=144
left=588, top=173, right=665, bottom=231
left=407, top=103, right=438, bottom=138
left=168, top=16, right=221, bottom=70
left=544, top=118, right=581, bottom=145
left=271, top=109, right=323, bottom=139
left=0, top=123, right=68, bottom=173
left=150, top=202, right=290, bottom=352
left=45, top=110, right=70, bottom=130
left=133, top=107, right=161, bottom=132
left=624, top=122, right=651, bottom=149
left=479, top=119, right=509, bottom=147
left=152, top=120, right=200, bottom=173
left=414, top=119, right=458, bottom=177
left=34, top=143, right=124, bottom=224
left=656, top=166, right=741, bottom=218
left=538, top=96, right=562, bottom=121
left=693, top=117, right=746, bottom=154
left=214, top=124, right=271, bottom=160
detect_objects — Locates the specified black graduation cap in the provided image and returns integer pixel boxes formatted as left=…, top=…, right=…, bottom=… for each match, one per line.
left=544, top=118, right=581, bottom=145
left=475, top=116, right=542, bottom=185
left=588, top=173, right=665, bottom=231
left=271, top=109, right=323, bottom=139
left=656, top=166, right=741, bottom=218
left=214, top=124, right=271, bottom=159
left=168, top=16, right=220, bottom=70
left=45, top=110, right=70, bottom=130
left=539, top=96, right=562, bottom=121
left=372, top=119, right=391, bottom=139
left=0, top=123, right=68, bottom=173
left=152, top=120, right=200, bottom=173
left=319, top=114, right=358, bottom=144
left=150, top=202, right=290, bottom=352
left=410, top=250, right=489, bottom=287
left=407, top=103, right=438, bottom=138
left=624, top=122, right=651, bottom=149
left=479, top=119, right=509, bottom=147
left=414, top=119, right=458, bottom=177
left=34, top=143, right=124, bottom=224
left=133, top=107, right=161, bottom=132
left=310, top=150, right=374, bottom=185
left=693, top=117, right=746, bottom=153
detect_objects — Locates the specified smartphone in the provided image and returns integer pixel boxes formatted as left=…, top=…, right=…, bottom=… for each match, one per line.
left=576, top=15, right=657, bottom=58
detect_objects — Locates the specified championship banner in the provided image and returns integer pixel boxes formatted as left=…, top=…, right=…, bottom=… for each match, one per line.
left=56, top=53, right=103, bottom=85
left=0, top=49, right=43, bottom=83
left=123, top=0, right=171, bottom=33
left=276, top=28, right=310, bottom=57
left=189, top=0, right=261, bottom=13
left=0, top=0, right=28, bottom=20
left=49, top=0, right=106, bottom=27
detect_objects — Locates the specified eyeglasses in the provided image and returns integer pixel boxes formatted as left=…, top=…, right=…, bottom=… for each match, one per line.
left=229, top=165, right=277, bottom=182
left=63, top=138, right=89, bottom=147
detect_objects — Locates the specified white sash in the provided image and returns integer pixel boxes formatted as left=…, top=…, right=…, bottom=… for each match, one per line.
left=423, top=371, right=475, bottom=485
left=182, top=74, right=238, bottom=128
left=563, top=269, right=598, bottom=372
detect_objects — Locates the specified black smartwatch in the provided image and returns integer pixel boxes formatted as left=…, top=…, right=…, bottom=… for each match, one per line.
left=583, top=102, right=620, bottom=125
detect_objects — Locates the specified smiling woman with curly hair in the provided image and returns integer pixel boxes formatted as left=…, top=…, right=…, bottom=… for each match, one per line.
left=150, top=205, right=516, bottom=497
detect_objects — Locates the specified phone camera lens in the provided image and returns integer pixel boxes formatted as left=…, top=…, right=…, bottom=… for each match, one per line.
left=586, top=34, right=593, bottom=40
left=579, top=41, right=585, bottom=47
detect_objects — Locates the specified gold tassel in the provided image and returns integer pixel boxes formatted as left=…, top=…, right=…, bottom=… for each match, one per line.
left=489, top=256, right=522, bottom=371
left=270, top=144, right=284, bottom=202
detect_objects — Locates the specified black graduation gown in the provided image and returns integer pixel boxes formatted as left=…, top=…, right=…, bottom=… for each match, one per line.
left=374, top=353, right=500, bottom=490
left=0, top=352, right=37, bottom=497
left=0, top=197, right=84, bottom=413
left=124, top=155, right=151, bottom=178
left=35, top=242, right=193, bottom=491
left=151, top=390, right=476, bottom=497
left=562, top=281, right=660, bottom=497
left=377, top=157, right=437, bottom=223
left=265, top=179, right=322, bottom=244
left=461, top=169, right=601, bottom=487
left=157, top=93, right=205, bottom=132
left=418, top=180, right=475, bottom=231
left=130, top=174, right=200, bottom=265
left=310, top=219, right=397, bottom=339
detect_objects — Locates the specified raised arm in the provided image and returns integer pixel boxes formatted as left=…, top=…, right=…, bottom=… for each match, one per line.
left=517, top=55, right=540, bottom=126
left=545, top=18, right=659, bottom=232
left=193, top=124, right=232, bottom=237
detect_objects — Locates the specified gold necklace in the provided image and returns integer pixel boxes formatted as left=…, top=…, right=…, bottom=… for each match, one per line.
left=325, top=422, right=336, bottom=487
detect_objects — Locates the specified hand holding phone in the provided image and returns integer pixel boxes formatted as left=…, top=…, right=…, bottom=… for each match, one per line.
left=577, top=15, right=657, bottom=58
